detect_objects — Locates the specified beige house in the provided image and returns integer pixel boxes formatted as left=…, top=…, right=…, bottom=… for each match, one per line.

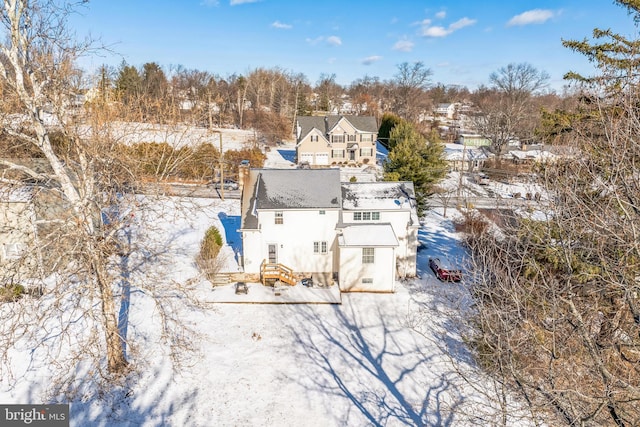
left=295, top=115, right=378, bottom=167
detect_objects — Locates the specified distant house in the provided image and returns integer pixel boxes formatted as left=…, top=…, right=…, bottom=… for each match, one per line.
left=444, top=143, right=490, bottom=172
left=457, top=133, right=492, bottom=147
left=435, top=103, right=457, bottom=119
left=295, top=115, right=378, bottom=167
left=239, top=169, right=418, bottom=292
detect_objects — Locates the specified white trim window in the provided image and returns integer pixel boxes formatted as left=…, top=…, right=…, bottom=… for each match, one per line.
left=347, top=134, right=357, bottom=142
left=360, top=134, right=373, bottom=142
left=360, top=148, right=373, bottom=157
left=362, top=247, right=374, bottom=264
left=331, top=149, right=345, bottom=158
left=313, top=241, right=328, bottom=254
left=311, top=135, right=319, bottom=142
left=353, top=211, right=380, bottom=221
left=331, top=135, right=345, bottom=143
left=275, top=211, right=283, bottom=224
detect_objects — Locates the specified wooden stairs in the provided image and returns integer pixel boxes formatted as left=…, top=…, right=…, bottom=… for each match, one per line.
left=260, top=262, right=296, bottom=286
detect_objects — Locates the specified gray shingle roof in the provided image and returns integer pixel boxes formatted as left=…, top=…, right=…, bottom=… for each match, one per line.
left=241, top=168, right=342, bottom=230
left=297, top=115, right=378, bottom=141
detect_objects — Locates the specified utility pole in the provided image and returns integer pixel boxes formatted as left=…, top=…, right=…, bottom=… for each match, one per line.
left=208, top=98, right=224, bottom=200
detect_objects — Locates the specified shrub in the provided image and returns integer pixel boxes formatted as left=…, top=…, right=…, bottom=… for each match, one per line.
left=196, top=226, right=225, bottom=281
left=200, top=226, right=223, bottom=258
left=349, top=176, right=357, bottom=182
left=454, top=210, right=489, bottom=236
left=0, top=284, right=25, bottom=302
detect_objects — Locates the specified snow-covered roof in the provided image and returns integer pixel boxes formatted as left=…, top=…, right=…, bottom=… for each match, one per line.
left=0, top=185, right=32, bottom=203
left=508, top=149, right=557, bottom=162
left=341, top=181, right=419, bottom=226
left=338, top=224, right=398, bottom=247
left=443, top=143, right=488, bottom=161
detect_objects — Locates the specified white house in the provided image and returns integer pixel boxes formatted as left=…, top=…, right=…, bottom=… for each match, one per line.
left=239, top=169, right=418, bottom=292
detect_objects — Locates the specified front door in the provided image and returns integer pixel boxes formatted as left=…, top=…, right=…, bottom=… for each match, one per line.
left=349, top=150, right=356, bottom=161
left=268, top=244, right=277, bottom=264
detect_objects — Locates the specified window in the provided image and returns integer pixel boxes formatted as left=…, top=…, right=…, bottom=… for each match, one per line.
left=360, top=134, right=373, bottom=142
left=275, top=211, right=283, bottom=224
left=353, top=211, right=380, bottom=221
left=314, top=241, right=328, bottom=254
left=319, top=210, right=325, bottom=215
left=362, top=278, right=373, bottom=284
left=331, top=135, right=344, bottom=143
left=347, top=134, right=357, bottom=142
left=360, top=148, right=373, bottom=157
left=311, top=135, right=319, bottom=142
left=362, top=248, right=374, bottom=264
left=331, top=149, right=345, bottom=158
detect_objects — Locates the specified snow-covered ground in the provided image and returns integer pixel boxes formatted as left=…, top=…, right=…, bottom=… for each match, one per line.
left=1, top=191, right=529, bottom=425
left=0, top=134, right=539, bottom=426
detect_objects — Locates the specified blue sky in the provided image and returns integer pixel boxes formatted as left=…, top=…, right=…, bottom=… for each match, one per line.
left=71, top=0, right=638, bottom=91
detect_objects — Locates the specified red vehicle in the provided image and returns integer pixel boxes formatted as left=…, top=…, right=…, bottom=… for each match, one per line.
left=429, top=258, right=462, bottom=282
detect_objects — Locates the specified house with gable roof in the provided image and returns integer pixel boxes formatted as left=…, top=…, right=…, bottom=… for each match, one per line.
left=239, top=168, right=418, bottom=292
left=295, top=115, right=378, bottom=167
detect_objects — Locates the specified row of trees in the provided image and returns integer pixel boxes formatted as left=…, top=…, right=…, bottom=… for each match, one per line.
left=91, top=58, right=567, bottom=153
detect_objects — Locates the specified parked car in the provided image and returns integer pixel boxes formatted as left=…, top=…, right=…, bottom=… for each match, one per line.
left=214, top=180, right=239, bottom=190
left=235, top=282, right=248, bottom=294
left=429, top=258, right=462, bottom=282
left=475, top=173, right=490, bottom=185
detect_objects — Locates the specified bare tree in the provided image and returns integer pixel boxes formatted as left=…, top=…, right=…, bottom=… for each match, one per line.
left=0, top=0, right=205, bottom=396
left=391, top=61, right=432, bottom=122
left=464, top=10, right=640, bottom=423
left=471, top=63, right=550, bottom=155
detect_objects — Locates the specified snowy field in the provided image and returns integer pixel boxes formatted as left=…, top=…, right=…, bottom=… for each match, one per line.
left=0, top=137, right=539, bottom=426
left=0, top=190, right=525, bottom=425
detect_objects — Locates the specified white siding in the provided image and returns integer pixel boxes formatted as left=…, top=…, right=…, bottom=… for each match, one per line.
left=339, top=246, right=395, bottom=292
left=244, top=209, right=340, bottom=274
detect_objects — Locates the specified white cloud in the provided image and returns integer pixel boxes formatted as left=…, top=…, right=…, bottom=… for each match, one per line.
left=507, top=9, right=554, bottom=26
left=450, top=17, right=476, bottom=30
left=422, top=16, right=476, bottom=37
left=435, top=11, right=446, bottom=19
left=361, top=55, right=382, bottom=65
left=305, top=36, right=324, bottom=45
left=326, top=36, right=342, bottom=46
left=393, top=39, right=414, bottom=52
left=271, top=21, right=292, bottom=29
left=422, top=26, right=449, bottom=37
left=230, top=0, right=259, bottom=5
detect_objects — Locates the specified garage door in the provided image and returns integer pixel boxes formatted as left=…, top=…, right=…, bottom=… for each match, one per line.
left=315, top=153, right=329, bottom=165
left=299, top=153, right=313, bottom=164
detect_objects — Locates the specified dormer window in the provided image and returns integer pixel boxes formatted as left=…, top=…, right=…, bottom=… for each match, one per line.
left=311, top=135, right=319, bottom=142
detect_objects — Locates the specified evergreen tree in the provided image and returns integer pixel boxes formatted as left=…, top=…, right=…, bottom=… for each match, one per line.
left=115, top=61, right=141, bottom=104
left=383, top=121, right=446, bottom=215
left=377, top=112, right=402, bottom=149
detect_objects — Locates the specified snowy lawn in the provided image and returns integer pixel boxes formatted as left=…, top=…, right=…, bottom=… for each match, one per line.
left=1, top=195, right=518, bottom=426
